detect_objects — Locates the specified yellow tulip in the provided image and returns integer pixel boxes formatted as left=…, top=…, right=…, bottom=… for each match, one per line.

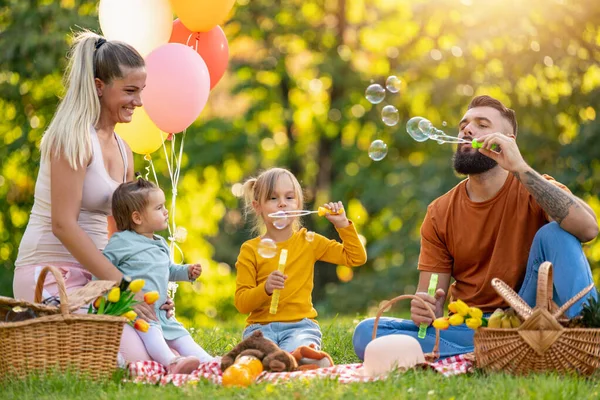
left=134, top=319, right=149, bottom=333
left=466, top=318, right=483, bottom=330
left=448, top=302, right=458, bottom=314
left=144, top=291, right=160, bottom=305
left=468, top=307, right=483, bottom=320
left=122, top=310, right=137, bottom=321
left=448, top=314, right=465, bottom=326
left=107, top=287, right=120, bottom=303
left=432, top=317, right=450, bottom=330
left=455, top=299, right=470, bottom=317
left=129, top=279, right=145, bottom=293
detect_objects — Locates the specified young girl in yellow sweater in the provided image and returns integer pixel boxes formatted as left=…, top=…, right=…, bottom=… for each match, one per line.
left=235, top=168, right=367, bottom=352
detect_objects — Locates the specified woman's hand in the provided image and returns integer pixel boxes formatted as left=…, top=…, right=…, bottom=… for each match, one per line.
left=160, top=297, right=175, bottom=319
left=133, top=291, right=158, bottom=322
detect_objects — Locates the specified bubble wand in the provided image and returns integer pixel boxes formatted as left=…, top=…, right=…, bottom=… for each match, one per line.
left=269, top=249, right=288, bottom=314
left=418, top=273, right=439, bottom=339
left=268, top=207, right=343, bottom=218
left=407, top=117, right=498, bottom=150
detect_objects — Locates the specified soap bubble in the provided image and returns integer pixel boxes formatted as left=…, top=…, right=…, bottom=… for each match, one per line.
left=368, top=140, right=388, bottom=161
left=269, top=211, right=290, bottom=230
left=305, top=231, right=315, bottom=243
left=406, top=117, right=429, bottom=142
left=365, top=84, right=385, bottom=104
left=385, top=75, right=401, bottom=93
left=381, top=105, right=399, bottom=126
left=257, top=238, right=277, bottom=258
left=273, top=217, right=289, bottom=230
left=418, top=119, right=436, bottom=138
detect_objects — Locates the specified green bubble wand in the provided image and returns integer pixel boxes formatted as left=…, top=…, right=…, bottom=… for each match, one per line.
left=418, top=273, right=439, bottom=339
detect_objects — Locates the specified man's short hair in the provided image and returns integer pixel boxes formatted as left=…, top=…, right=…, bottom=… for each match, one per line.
left=468, top=95, right=518, bottom=136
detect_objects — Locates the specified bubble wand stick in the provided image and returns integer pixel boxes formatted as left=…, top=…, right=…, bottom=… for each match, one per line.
left=269, top=249, right=288, bottom=314
left=418, top=273, right=439, bottom=339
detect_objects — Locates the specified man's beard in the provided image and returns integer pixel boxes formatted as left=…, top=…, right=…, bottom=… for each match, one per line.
left=452, top=147, right=498, bottom=175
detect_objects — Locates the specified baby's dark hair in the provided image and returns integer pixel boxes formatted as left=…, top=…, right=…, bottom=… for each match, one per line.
left=112, top=175, right=158, bottom=231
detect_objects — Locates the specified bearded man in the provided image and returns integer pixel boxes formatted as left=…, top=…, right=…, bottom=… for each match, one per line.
left=352, top=95, right=599, bottom=359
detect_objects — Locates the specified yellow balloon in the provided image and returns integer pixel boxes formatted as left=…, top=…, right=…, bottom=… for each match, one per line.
left=171, top=0, right=236, bottom=32
left=116, top=107, right=168, bottom=155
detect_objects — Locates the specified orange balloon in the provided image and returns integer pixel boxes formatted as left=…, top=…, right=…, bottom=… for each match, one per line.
left=170, top=20, right=229, bottom=90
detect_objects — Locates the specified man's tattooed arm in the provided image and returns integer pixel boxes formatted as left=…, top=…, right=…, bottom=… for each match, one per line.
left=512, top=170, right=576, bottom=224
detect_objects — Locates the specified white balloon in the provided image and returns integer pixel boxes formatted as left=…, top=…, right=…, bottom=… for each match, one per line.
left=99, top=0, right=173, bottom=57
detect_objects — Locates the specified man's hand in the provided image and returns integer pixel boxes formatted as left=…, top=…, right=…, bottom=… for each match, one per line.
left=188, top=263, right=202, bottom=280
left=476, top=133, right=528, bottom=174
left=264, top=270, right=287, bottom=295
left=410, top=288, right=445, bottom=326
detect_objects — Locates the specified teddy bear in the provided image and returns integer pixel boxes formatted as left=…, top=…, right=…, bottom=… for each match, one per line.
left=220, top=331, right=298, bottom=373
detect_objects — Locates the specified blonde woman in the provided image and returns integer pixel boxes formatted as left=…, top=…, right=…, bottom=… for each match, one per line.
left=12, top=31, right=170, bottom=363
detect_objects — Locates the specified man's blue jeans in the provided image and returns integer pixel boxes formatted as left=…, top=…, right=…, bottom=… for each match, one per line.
left=352, top=222, right=598, bottom=360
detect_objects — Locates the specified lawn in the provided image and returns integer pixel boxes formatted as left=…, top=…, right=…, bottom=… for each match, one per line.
left=3, top=317, right=600, bottom=400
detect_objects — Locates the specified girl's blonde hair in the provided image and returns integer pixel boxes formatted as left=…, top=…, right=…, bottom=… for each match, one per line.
left=40, top=30, right=144, bottom=170
left=242, top=168, right=304, bottom=235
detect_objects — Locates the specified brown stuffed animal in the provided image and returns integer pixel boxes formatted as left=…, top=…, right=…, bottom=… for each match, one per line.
left=221, top=331, right=298, bottom=373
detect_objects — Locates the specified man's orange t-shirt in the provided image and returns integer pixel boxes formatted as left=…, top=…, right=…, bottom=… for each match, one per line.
left=418, top=173, right=569, bottom=313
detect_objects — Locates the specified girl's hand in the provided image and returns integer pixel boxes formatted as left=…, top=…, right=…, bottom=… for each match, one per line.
left=324, top=201, right=350, bottom=229
left=264, top=271, right=287, bottom=295
left=188, top=263, right=202, bottom=280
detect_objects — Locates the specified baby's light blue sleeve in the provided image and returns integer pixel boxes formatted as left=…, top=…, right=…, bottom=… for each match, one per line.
left=102, top=238, right=122, bottom=267
left=169, top=263, right=191, bottom=282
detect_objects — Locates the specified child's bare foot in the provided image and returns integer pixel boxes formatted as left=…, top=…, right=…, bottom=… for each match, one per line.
left=168, top=356, right=200, bottom=375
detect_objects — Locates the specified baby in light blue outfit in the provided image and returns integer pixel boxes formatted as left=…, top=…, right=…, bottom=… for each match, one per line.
left=103, top=177, right=212, bottom=374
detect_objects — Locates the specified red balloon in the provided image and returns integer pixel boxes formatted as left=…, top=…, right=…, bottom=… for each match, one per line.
left=170, top=19, right=229, bottom=90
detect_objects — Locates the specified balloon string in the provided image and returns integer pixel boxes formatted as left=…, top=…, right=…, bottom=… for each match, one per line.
left=149, top=158, right=160, bottom=187
left=160, top=141, right=174, bottom=242
left=170, top=137, right=177, bottom=248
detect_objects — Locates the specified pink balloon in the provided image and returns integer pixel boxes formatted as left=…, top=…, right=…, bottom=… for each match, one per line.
left=143, top=43, right=210, bottom=133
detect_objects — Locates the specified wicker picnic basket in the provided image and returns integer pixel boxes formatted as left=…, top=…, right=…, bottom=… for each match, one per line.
left=0, top=266, right=127, bottom=380
left=372, top=294, right=441, bottom=362
left=474, top=261, right=600, bottom=376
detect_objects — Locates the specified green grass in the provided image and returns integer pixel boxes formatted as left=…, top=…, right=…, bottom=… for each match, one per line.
left=3, top=317, right=600, bottom=400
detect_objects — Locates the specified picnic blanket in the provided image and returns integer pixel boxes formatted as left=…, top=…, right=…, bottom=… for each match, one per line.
left=126, top=354, right=474, bottom=386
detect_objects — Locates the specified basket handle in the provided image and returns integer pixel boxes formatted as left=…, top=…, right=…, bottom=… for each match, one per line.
left=372, top=294, right=440, bottom=361
left=535, top=262, right=554, bottom=311
left=552, top=283, right=596, bottom=319
left=491, top=278, right=533, bottom=320
left=34, top=266, right=71, bottom=315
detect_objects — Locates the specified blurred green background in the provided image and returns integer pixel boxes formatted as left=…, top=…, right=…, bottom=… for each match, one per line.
left=1, top=0, right=599, bottom=329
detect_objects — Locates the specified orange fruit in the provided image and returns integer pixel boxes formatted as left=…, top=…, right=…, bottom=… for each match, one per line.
left=222, top=364, right=252, bottom=387
left=237, top=355, right=263, bottom=378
